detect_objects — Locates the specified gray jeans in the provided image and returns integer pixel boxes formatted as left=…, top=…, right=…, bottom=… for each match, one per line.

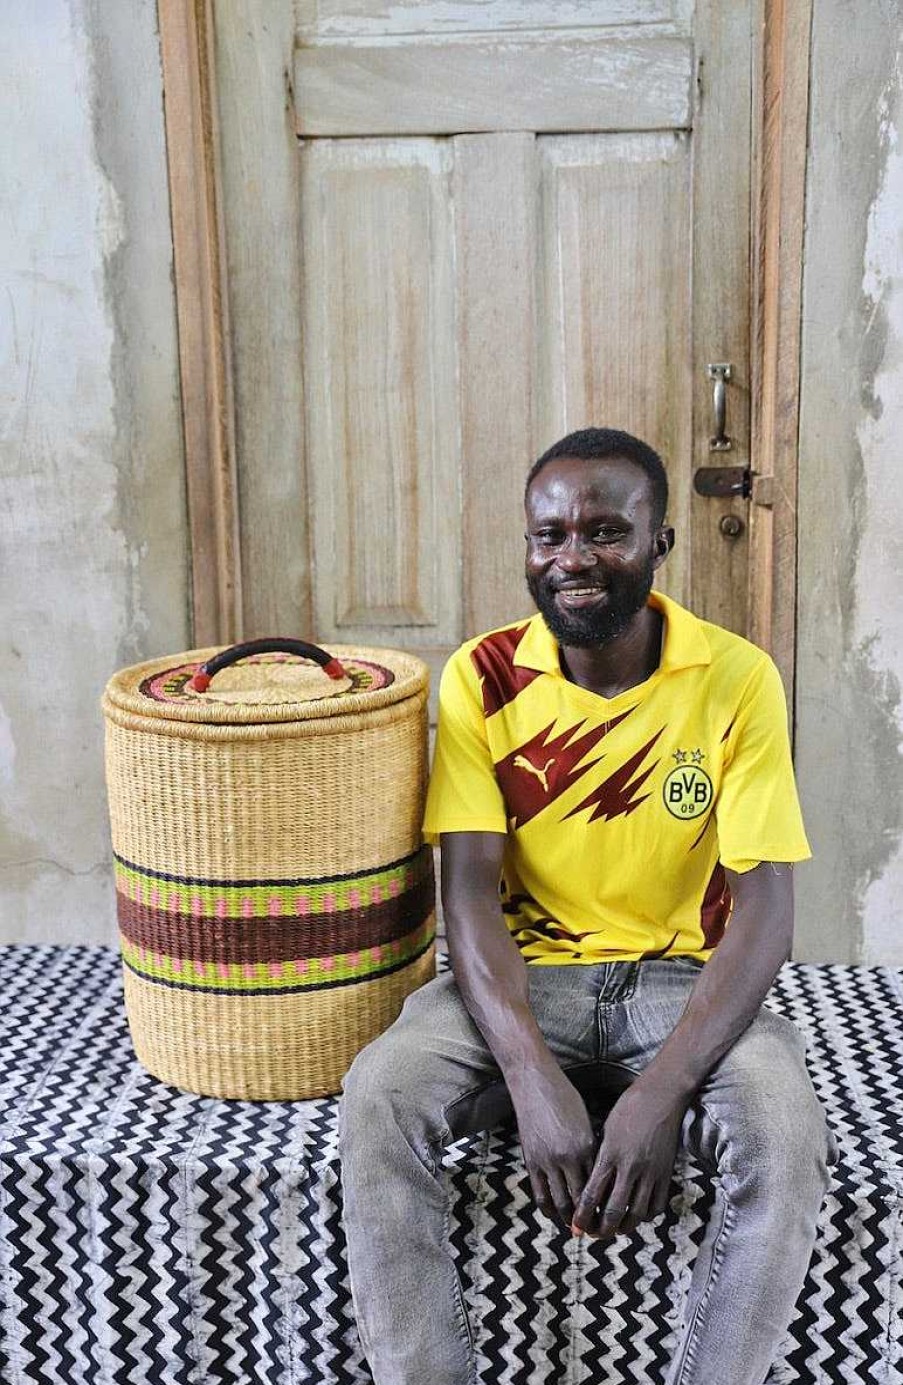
left=338, top=959, right=838, bottom=1385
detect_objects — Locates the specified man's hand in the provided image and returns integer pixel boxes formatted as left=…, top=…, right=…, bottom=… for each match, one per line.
left=567, top=861, right=795, bottom=1242
left=511, top=1066, right=597, bottom=1229
left=441, top=831, right=600, bottom=1231
left=570, top=1080, right=690, bottom=1240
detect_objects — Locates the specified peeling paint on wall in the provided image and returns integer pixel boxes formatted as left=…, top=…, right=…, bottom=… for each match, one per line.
left=795, top=2, right=903, bottom=963
left=0, top=702, right=15, bottom=789
left=0, top=0, right=188, bottom=942
left=855, top=54, right=903, bottom=964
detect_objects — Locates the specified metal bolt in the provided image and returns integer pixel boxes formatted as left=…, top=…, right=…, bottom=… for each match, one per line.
left=719, top=514, right=744, bottom=539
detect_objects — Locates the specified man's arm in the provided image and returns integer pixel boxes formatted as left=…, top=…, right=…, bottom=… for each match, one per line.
left=571, top=860, right=795, bottom=1240
left=441, top=831, right=596, bottom=1227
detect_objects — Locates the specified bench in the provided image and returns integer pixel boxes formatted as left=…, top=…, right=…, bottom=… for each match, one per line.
left=1, top=945, right=900, bottom=1383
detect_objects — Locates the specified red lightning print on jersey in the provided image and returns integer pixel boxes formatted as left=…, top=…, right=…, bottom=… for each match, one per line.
left=700, top=862, right=731, bottom=947
left=470, top=625, right=541, bottom=717
left=494, top=709, right=635, bottom=828
left=636, top=930, right=682, bottom=962
left=563, top=728, right=665, bottom=824
left=689, top=810, right=715, bottom=851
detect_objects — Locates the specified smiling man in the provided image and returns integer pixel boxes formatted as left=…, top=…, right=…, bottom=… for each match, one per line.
left=339, top=427, right=836, bottom=1385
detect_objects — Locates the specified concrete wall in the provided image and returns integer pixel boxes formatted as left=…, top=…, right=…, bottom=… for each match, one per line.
left=0, top=0, right=189, bottom=944
left=795, top=2, right=903, bottom=963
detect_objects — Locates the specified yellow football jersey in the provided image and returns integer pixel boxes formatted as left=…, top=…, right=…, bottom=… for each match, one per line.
left=423, top=592, right=811, bottom=964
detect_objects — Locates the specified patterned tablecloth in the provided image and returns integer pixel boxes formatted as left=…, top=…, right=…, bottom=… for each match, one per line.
left=1, top=945, right=901, bottom=1385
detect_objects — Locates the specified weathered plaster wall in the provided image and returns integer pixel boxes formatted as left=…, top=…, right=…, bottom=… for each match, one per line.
left=795, top=2, right=903, bottom=963
left=0, top=1, right=189, bottom=943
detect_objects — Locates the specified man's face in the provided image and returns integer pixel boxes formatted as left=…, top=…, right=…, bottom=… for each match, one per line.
left=524, top=455, right=671, bottom=647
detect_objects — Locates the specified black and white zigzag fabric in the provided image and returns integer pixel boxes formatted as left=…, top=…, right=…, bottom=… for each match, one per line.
left=1, top=946, right=900, bottom=1384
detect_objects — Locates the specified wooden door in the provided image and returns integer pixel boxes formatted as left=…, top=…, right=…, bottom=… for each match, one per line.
left=194, top=1, right=761, bottom=713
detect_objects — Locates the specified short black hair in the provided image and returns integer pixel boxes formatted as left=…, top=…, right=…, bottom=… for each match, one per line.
left=526, top=427, right=669, bottom=526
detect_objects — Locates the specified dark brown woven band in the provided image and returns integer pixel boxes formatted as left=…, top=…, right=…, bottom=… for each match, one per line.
left=116, top=873, right=435, bottom=964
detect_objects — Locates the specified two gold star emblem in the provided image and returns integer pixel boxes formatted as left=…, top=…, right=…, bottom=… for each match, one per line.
left=672, top=748, right=705, bottom=765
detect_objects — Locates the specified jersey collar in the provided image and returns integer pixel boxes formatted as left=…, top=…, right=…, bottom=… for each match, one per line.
left=512, top=591, right=712, bottom=676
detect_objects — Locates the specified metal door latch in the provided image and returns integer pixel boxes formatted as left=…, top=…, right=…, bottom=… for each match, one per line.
left=693, top=466, right=752, bottom=498
left=694, top=362, right=757, bottom=500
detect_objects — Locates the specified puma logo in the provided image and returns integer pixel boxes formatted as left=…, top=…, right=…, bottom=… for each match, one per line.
left=513, top=755, right=555, bottom=793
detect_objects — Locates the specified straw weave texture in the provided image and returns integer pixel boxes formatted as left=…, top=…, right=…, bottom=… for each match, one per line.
left=104, top=693, right=429, bottom=878
left=122, top=945, right=436, bottom=1100
left=103, top=644, right=435, bottom=1099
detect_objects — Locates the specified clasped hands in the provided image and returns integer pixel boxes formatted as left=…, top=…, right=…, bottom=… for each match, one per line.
left=514, top=1066, right=690, bottom=1242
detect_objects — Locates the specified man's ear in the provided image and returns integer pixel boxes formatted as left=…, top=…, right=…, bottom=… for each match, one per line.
left=653, top=526, right=674, bottom=567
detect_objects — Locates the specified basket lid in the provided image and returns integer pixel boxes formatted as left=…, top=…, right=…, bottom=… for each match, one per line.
left=104, top=638, right=429, bottom=726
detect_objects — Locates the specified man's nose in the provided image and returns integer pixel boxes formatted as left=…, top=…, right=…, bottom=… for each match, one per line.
left=555, top=535, right=598, bottom=570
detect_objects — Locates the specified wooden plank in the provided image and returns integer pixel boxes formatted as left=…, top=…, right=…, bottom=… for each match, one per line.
left=211, top=3, right=312, bottom=640
left=418, top=645, right=456, bottom=727
left=454, top=133, right=537, bottom=639
left=299, top=139, right=461, bottom=649
left=748, top=0, right=813, bottom=706
left=297, top=1, right=685, bottom=39
left=688, top=1, right=753, bottom=635
left=294, top=34, right=693, bottom=135
left=536, top=132, right=693, bottom=609
left=158, top=0, right=241, bottom=645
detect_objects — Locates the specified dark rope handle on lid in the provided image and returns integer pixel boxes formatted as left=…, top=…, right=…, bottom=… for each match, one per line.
left=188, top=638, right=347, bottom=693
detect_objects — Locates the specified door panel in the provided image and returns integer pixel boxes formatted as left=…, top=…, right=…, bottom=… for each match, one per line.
left=453, top=133, right=536, bottom=640
left=300, top=128, right=701, bottom=697
left=536, top=132, right=692, bottom=607
left=294, top=34, right=693, bottom=135
left=301, top=140, right=459, bottom=651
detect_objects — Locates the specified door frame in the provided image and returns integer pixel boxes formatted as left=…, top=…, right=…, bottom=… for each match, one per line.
left=158, top=0, right=242, bottom=645
left=157, top=0, right=812, bottom=701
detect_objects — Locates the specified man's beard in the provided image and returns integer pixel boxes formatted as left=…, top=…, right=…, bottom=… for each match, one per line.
left=526, top=558, right=656, bottom=648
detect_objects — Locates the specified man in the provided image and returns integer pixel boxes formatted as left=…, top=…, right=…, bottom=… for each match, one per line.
left=339, top=428, right=836, bottom=1385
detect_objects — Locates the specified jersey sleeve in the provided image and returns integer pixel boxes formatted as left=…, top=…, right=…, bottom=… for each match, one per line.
left=422, top=649, right=508, bottom=844
left=715, top=656, right=812, bottom=873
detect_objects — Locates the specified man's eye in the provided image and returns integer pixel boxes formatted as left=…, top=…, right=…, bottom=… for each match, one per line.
left=594, top=528, right=624, bottom=541
left=531, top=532, right=561, bottom=546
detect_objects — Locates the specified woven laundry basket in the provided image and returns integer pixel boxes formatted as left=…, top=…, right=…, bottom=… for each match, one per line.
left=102, top=638, right=436, bottom=1099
